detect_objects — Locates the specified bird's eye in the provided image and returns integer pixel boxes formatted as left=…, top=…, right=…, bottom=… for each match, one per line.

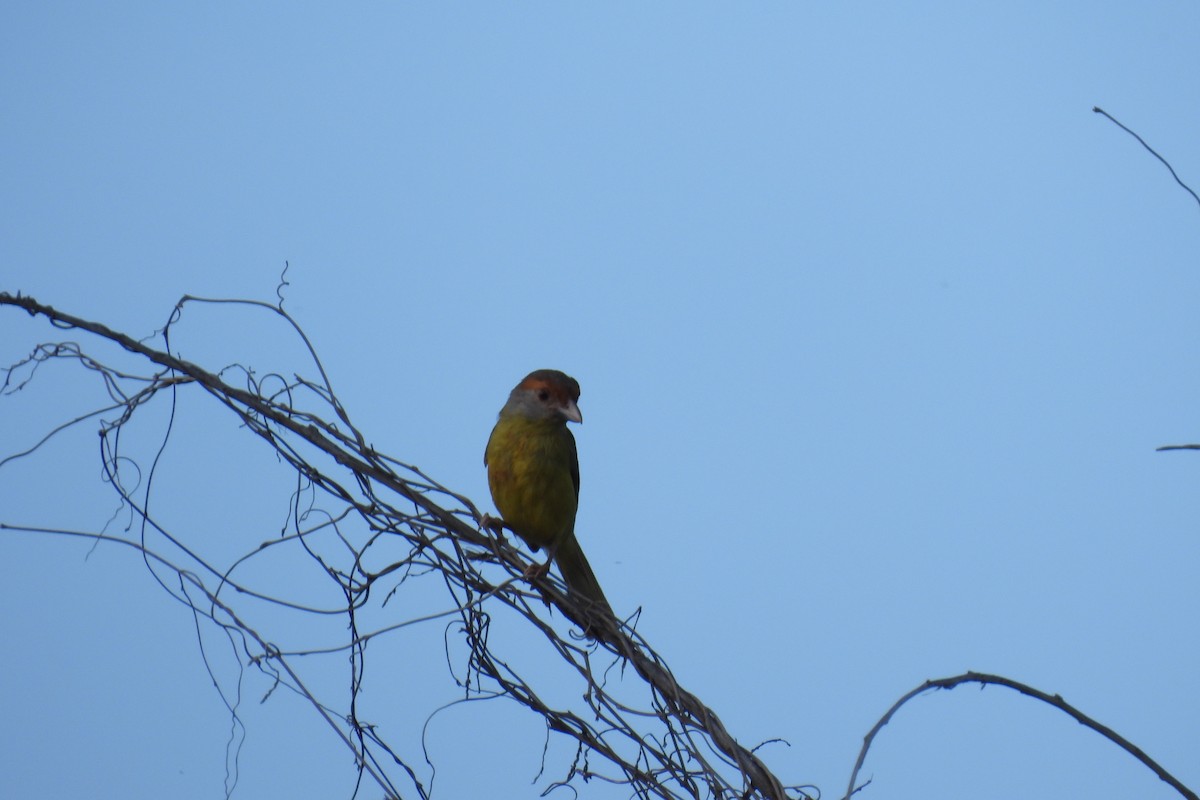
left=537, top=389, right=550, bottom=402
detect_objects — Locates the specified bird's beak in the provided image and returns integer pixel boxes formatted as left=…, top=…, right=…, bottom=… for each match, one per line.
left=562, top=399, right=583, bottom=424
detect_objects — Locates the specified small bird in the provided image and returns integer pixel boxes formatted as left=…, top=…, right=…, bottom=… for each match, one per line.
left=484, top=369, right=611, bottom=615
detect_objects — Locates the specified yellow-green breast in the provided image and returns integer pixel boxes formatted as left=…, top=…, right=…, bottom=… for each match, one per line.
left=485, top=413, right=578, bottom=552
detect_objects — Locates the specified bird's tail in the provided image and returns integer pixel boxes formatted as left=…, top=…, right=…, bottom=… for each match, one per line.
left=554, top=533, right=613, bottom=617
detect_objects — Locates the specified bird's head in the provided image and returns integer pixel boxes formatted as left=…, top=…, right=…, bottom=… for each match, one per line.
left=501, top=369, right=583, bottom=424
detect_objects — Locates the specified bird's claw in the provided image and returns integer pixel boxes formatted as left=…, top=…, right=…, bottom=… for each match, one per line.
left=522, top=559, right=552, bottom=581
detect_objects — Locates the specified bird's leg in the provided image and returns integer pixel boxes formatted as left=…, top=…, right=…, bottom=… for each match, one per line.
left=481, top=514, right=554, bottom=584
left=523, top=557, right=553, bottom=580
left=479, top=513, right=513, bottom=570
left=523, top=541, right=558, bottom=582
left=521, top=545, right=557, bottom=611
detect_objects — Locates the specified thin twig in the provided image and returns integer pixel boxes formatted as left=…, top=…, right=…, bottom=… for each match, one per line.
left=1094, top=106, right=1200, bottom=212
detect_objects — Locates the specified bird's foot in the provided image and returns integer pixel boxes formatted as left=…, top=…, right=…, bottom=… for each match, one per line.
left=522, top=558, right=552, bottom=581
left=522, top=558, right=555, bottom=610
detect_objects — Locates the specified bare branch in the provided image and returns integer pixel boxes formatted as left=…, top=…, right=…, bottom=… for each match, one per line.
left=846, top=671, right=1197, bottom=800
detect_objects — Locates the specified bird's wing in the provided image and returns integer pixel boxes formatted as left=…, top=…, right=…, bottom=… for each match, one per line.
left=567, top=427, right=580, bottom=501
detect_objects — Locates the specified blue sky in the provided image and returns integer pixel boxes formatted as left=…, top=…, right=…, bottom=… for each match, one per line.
left=2, top=4, right=1198, bottom=799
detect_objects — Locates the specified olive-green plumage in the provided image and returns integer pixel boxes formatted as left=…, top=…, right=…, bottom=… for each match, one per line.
left=485, top=369, right=611, bottom=614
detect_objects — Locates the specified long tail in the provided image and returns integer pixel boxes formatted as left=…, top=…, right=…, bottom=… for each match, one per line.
left=554, top=533, right=613, bottom=616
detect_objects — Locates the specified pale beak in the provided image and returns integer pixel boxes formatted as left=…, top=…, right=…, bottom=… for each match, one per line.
left=562, top=399, right=583, bottom=424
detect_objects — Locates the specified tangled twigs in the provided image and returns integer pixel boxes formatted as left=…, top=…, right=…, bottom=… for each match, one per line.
left=0, top=291, right=803, bottom=800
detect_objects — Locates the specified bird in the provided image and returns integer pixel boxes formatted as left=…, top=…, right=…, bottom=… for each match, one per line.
left=484, top=369, right=612, bottom=616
